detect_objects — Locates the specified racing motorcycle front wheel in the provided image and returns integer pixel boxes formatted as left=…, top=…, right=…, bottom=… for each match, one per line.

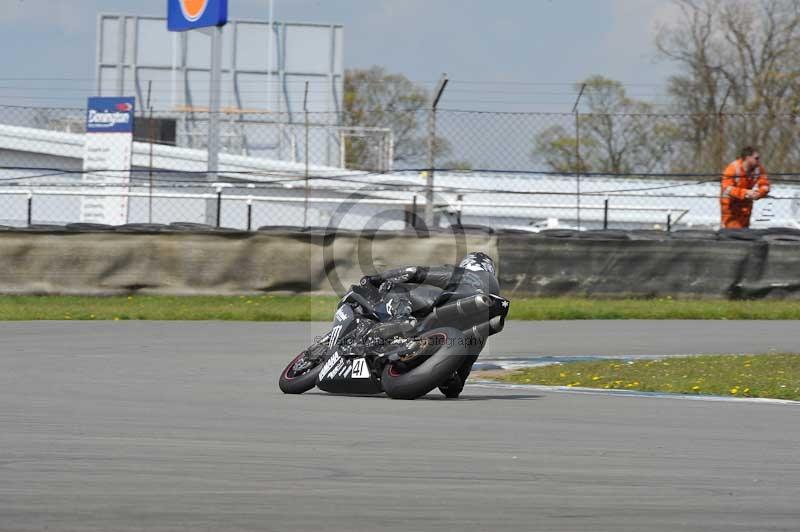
left=381, top=327, right=468, bottom=400
left=278, top=342, right=328, bottom=394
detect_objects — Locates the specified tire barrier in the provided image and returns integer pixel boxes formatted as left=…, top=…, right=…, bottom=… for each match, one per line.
left=497, top=228, right=800, bottom=299
left=0, top=226, right=796, bottom=298
left=0, top=228, right=497, bottom=296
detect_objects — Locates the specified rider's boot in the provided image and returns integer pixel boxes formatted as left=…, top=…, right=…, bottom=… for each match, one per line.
left=438, top=353, right=480, bottom=398
left=438, top=373, right=464, bottom=398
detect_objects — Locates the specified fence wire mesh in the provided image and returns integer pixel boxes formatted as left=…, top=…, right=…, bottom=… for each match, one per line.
left=0, top=104, right=798, bottom=231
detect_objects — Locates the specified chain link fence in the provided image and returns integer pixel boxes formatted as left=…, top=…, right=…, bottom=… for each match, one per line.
left=0, top=104, right=798, bottom=231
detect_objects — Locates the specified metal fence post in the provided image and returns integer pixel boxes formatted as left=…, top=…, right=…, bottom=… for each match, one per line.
left=215, top=185, right=223, bottom=228
left=424, top=74, right=448, bottom=229
left=27, top=192, right=33, bottom=227
left=410, top=195, right=418, bottom=230
left=247, top=184, right=255, bottom=231
left=303, top=81, right=310, bottom=228
left=603, top=196, right=609, bottom=230
left=146, top=80, right=155, bottom=224
left=205, top=25, right=223, bottom=226
left=717, top=86, right=732, bottom=172
left=573, top=84, right=586, bottom=231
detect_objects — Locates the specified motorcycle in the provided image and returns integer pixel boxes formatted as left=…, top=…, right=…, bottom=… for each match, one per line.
left=278, top=276, right=510, bottom=400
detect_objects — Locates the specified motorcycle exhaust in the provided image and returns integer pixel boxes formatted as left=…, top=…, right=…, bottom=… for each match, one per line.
left=425, top=293, right=493, bottom=328
left=463, top=315, right=505, bottom=340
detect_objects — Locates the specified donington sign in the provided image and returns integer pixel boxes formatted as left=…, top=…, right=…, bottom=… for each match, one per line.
left=81, top=97, right=135, bottom=225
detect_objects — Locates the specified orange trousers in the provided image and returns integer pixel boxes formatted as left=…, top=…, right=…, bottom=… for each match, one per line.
left=720, top=199, right=752, bottom=229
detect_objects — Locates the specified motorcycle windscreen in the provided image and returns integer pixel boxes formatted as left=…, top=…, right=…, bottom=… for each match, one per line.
left=316, top=352, right=383, bottom=395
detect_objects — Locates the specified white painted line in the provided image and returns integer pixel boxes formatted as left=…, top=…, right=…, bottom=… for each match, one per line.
left=468, top=381, right=800, bottom=405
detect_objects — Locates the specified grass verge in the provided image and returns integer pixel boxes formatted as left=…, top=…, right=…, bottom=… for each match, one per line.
left=0, top=295, right=799, bottom=321
left=481, top=354, right=800, bottom=401
left=507, top=297, right=800, bottom=320
left=0, top=295, right=340, bottom=321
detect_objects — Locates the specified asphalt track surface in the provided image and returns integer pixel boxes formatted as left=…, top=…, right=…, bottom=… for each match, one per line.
left=2, top=321, right=799, bottom=532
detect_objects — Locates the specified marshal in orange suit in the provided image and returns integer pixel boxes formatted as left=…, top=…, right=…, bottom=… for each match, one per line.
left=720, top=146, right=770, bottom=229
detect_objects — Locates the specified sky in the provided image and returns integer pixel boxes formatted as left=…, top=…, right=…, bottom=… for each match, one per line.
left=1, top=0, right=683, bottom=111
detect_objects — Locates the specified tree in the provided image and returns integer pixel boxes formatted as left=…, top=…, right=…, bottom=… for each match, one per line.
left=343, top=66, right=450, bottom=171
left=533, top=125, right=593, bottom=174
left=532, top=76, right=667, bottom=175
left=656, top=0, right=800, bottom=172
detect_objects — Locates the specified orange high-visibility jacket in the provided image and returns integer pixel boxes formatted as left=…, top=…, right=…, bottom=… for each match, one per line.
left=720, top=159, right=770, bottom=229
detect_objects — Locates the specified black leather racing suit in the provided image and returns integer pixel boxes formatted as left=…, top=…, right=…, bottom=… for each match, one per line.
left=366, top=252, right=500, bottom=394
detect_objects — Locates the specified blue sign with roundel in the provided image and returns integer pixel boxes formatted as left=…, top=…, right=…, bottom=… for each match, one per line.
left=168, top=0, right=228, bottom=31
left=86, top=97, right=136, bottom=133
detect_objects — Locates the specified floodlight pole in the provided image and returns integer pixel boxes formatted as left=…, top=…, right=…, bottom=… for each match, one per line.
left=424, top=73, right=448, bottom=229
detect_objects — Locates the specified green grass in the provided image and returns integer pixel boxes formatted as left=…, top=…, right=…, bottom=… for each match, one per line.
left=0, top=295, right=340, bottom=321
left=0, top=295, right=798, bottom=321
left=484, top=354, right=800, bottom=401
left=507, top=297, right=800, bottom=320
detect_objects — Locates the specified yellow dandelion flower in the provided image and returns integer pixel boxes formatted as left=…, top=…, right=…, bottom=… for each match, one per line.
left=692, top=385, right=701, bottom=391
left=592, top=376, right=601, bottom=381
left=730, top=387, right=739, bottom=394
left=559, top=372, right=567, bottom=378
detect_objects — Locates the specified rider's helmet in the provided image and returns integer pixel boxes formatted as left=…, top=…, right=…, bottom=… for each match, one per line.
left=457, top=252, right=499, bottom=295
left=459, top=252, right=496, bottom=275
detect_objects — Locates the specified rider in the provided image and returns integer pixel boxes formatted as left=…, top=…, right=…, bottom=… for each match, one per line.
left=363, top=252, right=500, bottom=398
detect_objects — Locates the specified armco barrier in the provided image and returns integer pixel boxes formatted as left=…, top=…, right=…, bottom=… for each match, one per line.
left=498, top=229, right=800, bottom=299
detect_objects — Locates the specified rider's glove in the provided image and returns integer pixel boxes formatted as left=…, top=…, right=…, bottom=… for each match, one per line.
left=396, top=266, right=420, bottom=283
left=360, top=274, right=383, bottom=287
left=378, top=280, right=394, bottom=294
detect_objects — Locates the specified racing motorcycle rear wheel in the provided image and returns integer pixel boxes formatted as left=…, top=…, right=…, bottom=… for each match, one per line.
left=381, top=327, right=467, bottom=400
left=279, top=342, right=328, bottom=394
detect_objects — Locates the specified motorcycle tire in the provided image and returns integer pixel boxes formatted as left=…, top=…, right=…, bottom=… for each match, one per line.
left=381, top=327, right=468, bottom=400
left=279, top=343, right=328, bottom=394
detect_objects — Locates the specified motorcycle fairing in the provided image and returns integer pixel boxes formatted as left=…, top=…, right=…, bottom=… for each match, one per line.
left=316, top=351, right=383, bottom=394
